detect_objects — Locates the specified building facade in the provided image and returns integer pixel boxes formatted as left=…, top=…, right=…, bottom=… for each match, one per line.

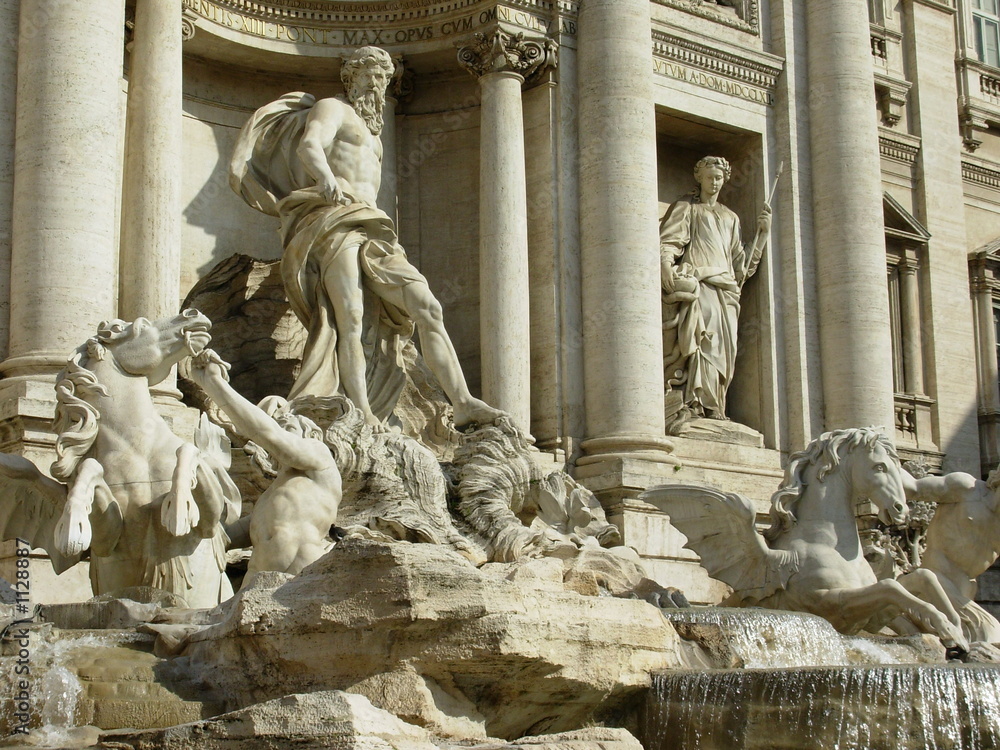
left=1, top=0, right=999, bottom=606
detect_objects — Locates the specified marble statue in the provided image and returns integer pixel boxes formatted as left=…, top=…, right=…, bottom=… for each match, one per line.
left=184, top=349, right=342, bottom=579
left=642, top=428, right=969, bottom=652
left=903, top=469, right=1000, bottom=643
left=230, top=45, right=501, bottom=429
left=0, top=311, right=240, bottom=608
left=659, top=156, right=771, bottom=431
left=454, top=418, right=622, bottom=562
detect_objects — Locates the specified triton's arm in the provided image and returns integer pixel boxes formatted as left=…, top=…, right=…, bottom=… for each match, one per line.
left=297, top=98, right=347, bottom=204
left=187, top=351, right=330, bottom=472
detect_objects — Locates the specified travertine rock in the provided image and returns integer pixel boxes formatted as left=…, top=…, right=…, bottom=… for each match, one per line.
left=91, top=693, right=644, bottom=750
left=95, top=691, right=439, bottom=750
left=180, top=537, right=683, bottom=740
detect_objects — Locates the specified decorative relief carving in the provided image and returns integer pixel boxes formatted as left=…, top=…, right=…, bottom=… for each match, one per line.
left=874, top=73, right=910, bottom=127
left=182, top=9, right=199, bottom=41
left=390, top=56, right=415, bottom=101
left=458, top=30, right=556, bottom=80
left=652, top=0, right=759, bottom=35
left=181, top=0, right=574, bottom=49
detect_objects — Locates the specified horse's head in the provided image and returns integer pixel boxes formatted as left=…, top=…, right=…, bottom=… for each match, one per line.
left=94, top=309, right=212, bottom=385
left=766, top=427, right=906, bottom=540
left=846, top=430, right=908, bottom=526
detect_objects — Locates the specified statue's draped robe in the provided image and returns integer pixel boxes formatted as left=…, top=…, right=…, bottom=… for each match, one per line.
left=230, top=92, right=421, bottom=418
left=659, top=197, right=748, bottom=417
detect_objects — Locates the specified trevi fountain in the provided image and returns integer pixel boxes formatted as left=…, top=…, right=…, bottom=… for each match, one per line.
left=3, top=1, right=1000, bottom=748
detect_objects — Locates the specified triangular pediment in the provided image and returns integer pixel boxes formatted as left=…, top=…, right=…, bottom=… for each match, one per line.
left=973, top=236, right=1000, bottom=262
left=883, top=192, right=931, bottom=242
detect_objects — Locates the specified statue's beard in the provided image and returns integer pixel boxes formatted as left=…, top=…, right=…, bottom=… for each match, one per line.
left=349, top=86, right=384, bottom=135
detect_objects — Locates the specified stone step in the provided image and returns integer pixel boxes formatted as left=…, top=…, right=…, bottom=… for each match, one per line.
left=76, top=697, right=220, bottom=731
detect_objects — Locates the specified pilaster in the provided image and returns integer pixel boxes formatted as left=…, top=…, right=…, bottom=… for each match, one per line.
left=902, top=0, right=981, bottom=473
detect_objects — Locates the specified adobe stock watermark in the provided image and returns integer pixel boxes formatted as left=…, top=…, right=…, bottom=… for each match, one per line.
left=8, top=537, right=32, bottom=735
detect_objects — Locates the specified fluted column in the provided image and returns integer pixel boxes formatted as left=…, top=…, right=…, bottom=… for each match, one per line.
left=971, top=261, right=1000, bottom=415
left=459, top=32, right=553, bottom=433
left=807, top=2, right=895, bottom=430
left=0, top=0, right=18, bottom=366
left=576, top=0, right=672, bottom=463
left=119, top=0, right=184, bottom=324
left=0, top=0, right=125, bottom=382
left=898, top=252, right=924, bottom=396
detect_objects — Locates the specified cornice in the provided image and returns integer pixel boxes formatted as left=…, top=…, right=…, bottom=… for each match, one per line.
left=878, top=131, right=920, bottom=165
left=962, top=154, right=1000, bottom=190
left=183, top=0, right=569, bottom=26
left=651, top=28, right=782, bottom=90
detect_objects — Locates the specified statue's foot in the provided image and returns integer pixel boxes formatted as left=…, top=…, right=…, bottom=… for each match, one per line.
left=453, top=397, right=506, bottom=429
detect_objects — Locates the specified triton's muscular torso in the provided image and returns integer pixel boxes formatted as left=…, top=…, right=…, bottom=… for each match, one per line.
left=299, top=96, right=384, bottom=206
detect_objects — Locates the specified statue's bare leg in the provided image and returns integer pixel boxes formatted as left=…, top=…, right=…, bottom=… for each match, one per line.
left=381, top=279, right=504, bottom=428
left=322, top=244, right=381, bottom=427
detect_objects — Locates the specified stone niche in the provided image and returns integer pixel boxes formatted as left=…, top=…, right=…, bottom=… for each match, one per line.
left=654, top=109, right=769, bottom=441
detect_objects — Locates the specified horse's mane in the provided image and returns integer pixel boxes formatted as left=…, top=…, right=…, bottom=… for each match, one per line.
left=764, top=427, right=898, bottom=542
left=51, top=321, right=131, bottom=482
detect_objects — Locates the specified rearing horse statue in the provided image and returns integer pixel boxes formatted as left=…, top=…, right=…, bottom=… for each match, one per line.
left=642, top=427, right=968, bottom=652
left=0, top=310, right=240, bottom=608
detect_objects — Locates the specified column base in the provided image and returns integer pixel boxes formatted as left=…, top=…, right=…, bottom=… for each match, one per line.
left=0, top=352, right=67, bottom=379
left=573, top=437, right=784, bottom=605
left=576, top=433, right=678, bottom=466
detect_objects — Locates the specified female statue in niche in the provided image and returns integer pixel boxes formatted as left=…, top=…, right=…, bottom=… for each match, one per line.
left=659, top=156, right=771, bottom=434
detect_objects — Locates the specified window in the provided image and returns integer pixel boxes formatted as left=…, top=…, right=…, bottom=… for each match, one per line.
left=974, top=0, right=1000, bottom=68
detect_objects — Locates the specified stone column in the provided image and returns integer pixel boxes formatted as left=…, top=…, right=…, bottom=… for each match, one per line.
left=459, top=32, right=553, bottom=433
left=971, top=259, right=1000, bottom=412
left=576, top=0, right=673, bottom=463
left=0, top=0, right=125, bottom=383
left=0, top=0, right=18, bottom=366
left=806, top=2, right=895, bottom=431
left=119, top=0, right=183, bottom=324
left=376, top=59, right=411, bottom=223
left=898, top=252, right=924, bottom=396
left=970, top=257, right=1000, bottom=471
left=376, top=94, right=398, bottom=220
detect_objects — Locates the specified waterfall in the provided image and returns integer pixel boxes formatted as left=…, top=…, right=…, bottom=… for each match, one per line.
left=642, top=664, right=1000, bottom=749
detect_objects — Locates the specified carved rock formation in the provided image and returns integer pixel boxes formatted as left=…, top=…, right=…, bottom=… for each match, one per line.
left=179, top=537, right=683, bottom=740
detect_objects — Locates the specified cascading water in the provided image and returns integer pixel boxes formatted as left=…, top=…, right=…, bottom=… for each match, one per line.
left=642, top=608, right=1000, bottom=749
left=29, top=665, right=84, bottom=746
left=641, top=665, right=1000, bottom=750
left=1, top=629, right=105, bottom=744
left=664, top=608, right=910, bottom=667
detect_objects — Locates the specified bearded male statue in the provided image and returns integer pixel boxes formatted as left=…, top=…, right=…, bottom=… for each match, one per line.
left=230, top=46, right=501, bottom=429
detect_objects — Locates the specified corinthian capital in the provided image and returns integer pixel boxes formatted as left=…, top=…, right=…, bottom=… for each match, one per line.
left=458, top=31, right=556, bottom=81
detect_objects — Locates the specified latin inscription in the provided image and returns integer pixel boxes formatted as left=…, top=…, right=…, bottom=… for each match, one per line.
left=181, top=0, right=577, bottom=46
left=654, top=58, right=774, bottom=106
